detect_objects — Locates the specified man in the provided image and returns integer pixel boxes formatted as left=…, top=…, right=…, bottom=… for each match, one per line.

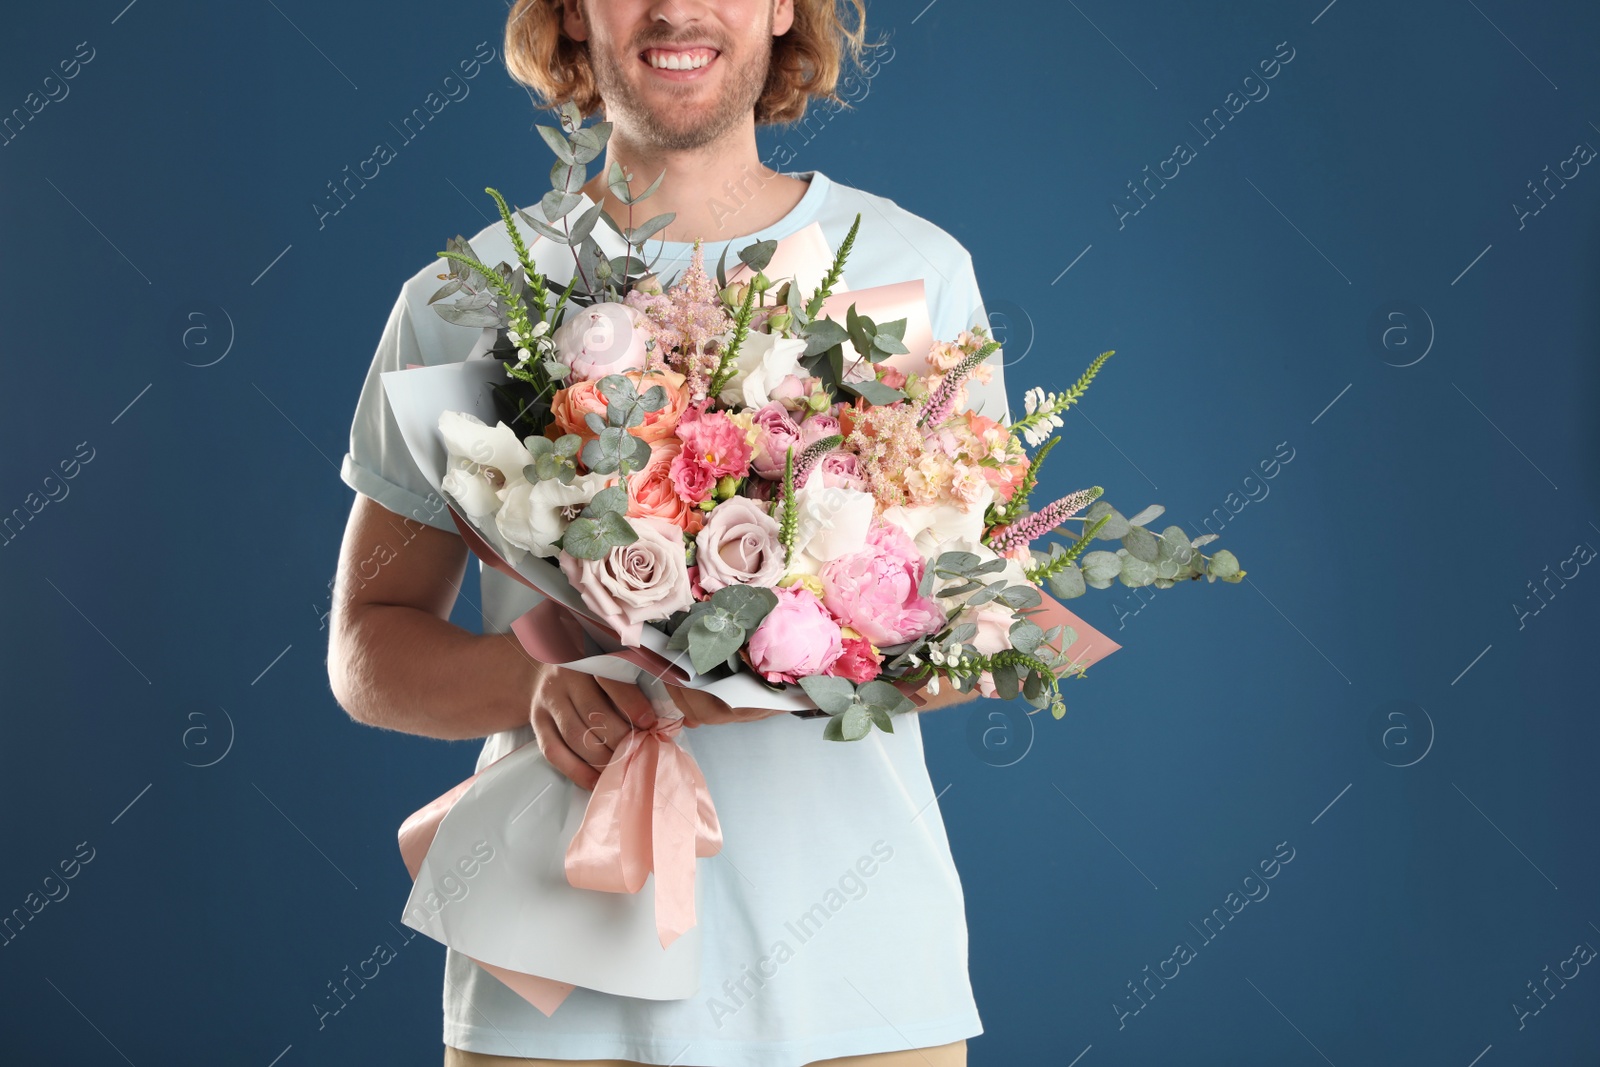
left=328, top=2, right=1006, bottom=1064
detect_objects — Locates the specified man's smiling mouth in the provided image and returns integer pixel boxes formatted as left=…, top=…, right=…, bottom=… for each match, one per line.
left=640, top=46, right=720, bottom=72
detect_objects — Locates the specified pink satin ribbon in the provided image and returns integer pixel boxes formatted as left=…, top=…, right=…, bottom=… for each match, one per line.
left=563, top=709, right=723, bottom=949
left=449, top=509, right=724, bottom=948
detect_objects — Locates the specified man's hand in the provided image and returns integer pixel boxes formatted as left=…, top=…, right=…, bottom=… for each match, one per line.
left=529, top=665, right=645, bottom=791
left=665, top=686, right=795, bottom=727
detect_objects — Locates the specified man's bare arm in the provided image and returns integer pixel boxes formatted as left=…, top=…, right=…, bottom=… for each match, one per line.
left=326, top=493, right=540, bottom=740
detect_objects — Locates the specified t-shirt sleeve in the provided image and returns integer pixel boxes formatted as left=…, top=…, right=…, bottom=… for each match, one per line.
left=338, top=286, right=457, bottom=532
left=948, top=251, right=1011, bottom=425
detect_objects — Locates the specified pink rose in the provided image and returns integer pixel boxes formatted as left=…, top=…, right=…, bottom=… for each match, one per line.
left=552, top=302, right=650, bottom=381
left=768, top=372, right=811, bottom=403
left=877, top=364, right=908, bottom=390
left=750, top=402, right=802, bottom=479
left=676, top=406, right=753, bottom=478
left=694, top=497, right=785, bottom=593
left=798, top=413, right=841, bottom=448
left=806, top=451, right=870, bottom=493
left=746, top=585, right=844, bottom=684
left=965, top=604, right=1015, bottom=698
left=558, top=514, right=693, bottom=646
left=828, top=634, right=883, bottom=684
left=821, top=521, right=946, bottom=647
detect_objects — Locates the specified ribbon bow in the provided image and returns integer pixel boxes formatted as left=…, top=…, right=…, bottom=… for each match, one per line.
left=562, top=691, right=723, bottom=948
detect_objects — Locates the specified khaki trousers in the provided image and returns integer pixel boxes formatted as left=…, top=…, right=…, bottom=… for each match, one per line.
left=443, top=1038, right=966, bottom=1067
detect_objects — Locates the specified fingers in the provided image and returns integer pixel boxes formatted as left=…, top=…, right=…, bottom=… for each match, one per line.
left=593, top=674, right=658, bottom=729
left=531, top=702, right=601, bottom=791
left=665, top=686, right=791, bottom=726
left=560, top=673, right=635, bottom=767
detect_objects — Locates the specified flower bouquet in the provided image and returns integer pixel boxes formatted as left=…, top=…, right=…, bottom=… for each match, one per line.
left=383, top=103, right=1244, bottom=1015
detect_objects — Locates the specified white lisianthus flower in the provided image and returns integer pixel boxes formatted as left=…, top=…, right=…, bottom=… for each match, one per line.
left=715, top=328, right=808, bottom=409
left=438, top=412, right=534, bottom=490
left=879, top=482, right=996, bottom=558
left=495, top=471, right=617, bottom=558
left=791, top=484, right=876, bottom=562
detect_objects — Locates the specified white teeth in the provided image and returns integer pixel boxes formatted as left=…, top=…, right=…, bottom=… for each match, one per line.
left=646, top=50, right=711, bottom=70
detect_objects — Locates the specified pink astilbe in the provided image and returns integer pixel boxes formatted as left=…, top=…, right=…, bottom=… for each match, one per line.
left=845, top=403, right=923, bottom=506
left=624, top=241, right=731, bottom=392
left=986, top=487, right=1101, bottom=552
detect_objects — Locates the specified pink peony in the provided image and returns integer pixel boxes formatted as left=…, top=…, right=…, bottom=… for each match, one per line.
left=821, top=520, right=947, bottom=647
left=558, top=515, right=694, bottom=646
left=551, top=302, right=650, bottom=381
left=749, top=402, right=803, bottom=479
left=746, top=585, right=844, bottom=684
left=828, top=634, right=884, bottom=684
left=676, top=406, right=753, bottom=478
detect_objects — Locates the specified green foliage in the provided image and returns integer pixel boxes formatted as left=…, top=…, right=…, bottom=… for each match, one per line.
left=798, top=673, right=914, bottom=741
left=708, top=279, right=758, bottom=398
left=560, top=486, right=638, bottom=561
left=668, top=586, right=780, bottom=674
left=804, top=213, right=861, bottom=320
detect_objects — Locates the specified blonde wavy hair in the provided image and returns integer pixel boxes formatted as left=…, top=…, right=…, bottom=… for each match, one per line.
left=504, top=0, right=880, bottom=126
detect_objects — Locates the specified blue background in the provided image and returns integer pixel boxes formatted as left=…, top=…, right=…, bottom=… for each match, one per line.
left=3, top=1, right=1598, bottom=1064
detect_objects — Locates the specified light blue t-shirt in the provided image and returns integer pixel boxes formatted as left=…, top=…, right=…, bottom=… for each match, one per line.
left=340, top=169, right=1008, bottom=1067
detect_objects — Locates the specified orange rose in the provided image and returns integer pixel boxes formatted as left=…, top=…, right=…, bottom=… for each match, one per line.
left=627, top=439, right=705, bottom=536
left=549, top=369, right=689, bottom=450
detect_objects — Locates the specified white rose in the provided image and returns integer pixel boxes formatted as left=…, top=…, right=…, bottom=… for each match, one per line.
left=714, top=329, right=808, bottom=409
left=791, top=484, right=876, bottom=563
left=495, top=472, right=616, bottom=558
left=879, top=483, right=995, bottom=558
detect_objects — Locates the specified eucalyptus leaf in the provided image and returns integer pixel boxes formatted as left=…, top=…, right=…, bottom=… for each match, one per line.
left=1119, top=555, right=1158, bottom=587
left=858, top=680, right=913, bottom=714
left=1126, top=504, right=1166, bottom=527
left=1122, top=526, right=1160, bottom=564
left=1046, top=564, right=1087, bottom=599
left=1083, top=501, right=1130, bottom=540
left=1207, top=549, right=1241, bottom=579
left=838, top=704, right=873, bottom=741
left=798, top=675, right=857, bottom=715
left=843, top=379, right=905, bottom=406
left=738, top=239, right=777, bottom=272
left=535, top=125, right=575, bottom=163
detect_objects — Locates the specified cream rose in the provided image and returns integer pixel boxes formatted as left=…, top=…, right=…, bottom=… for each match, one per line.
left=694, top=497, right=786, bottom=593
left=558, top=514, right=693, bottom=646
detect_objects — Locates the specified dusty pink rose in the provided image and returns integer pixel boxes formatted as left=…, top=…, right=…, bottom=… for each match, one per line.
left=551, top=302, right=650, bottom=381
left=877, top=364, right=907, bottom=390
left=828, top=634, right=883, bottom=684
left=694, top=497, right=785, bottom=593
left=806, top=451, right=870, bottom=493
left=558, top=515, right=693, bottom=645
left=821, top=520, right=946, bottom=647
left=798, top=414, right=842, bottom=448
left=750, top=402, right=803, bottom=479
left=746, top=585, right=844, bottom=684
left=676, top=406, right=752, bottom=478
left=768, top=373, right=810, bottom=403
